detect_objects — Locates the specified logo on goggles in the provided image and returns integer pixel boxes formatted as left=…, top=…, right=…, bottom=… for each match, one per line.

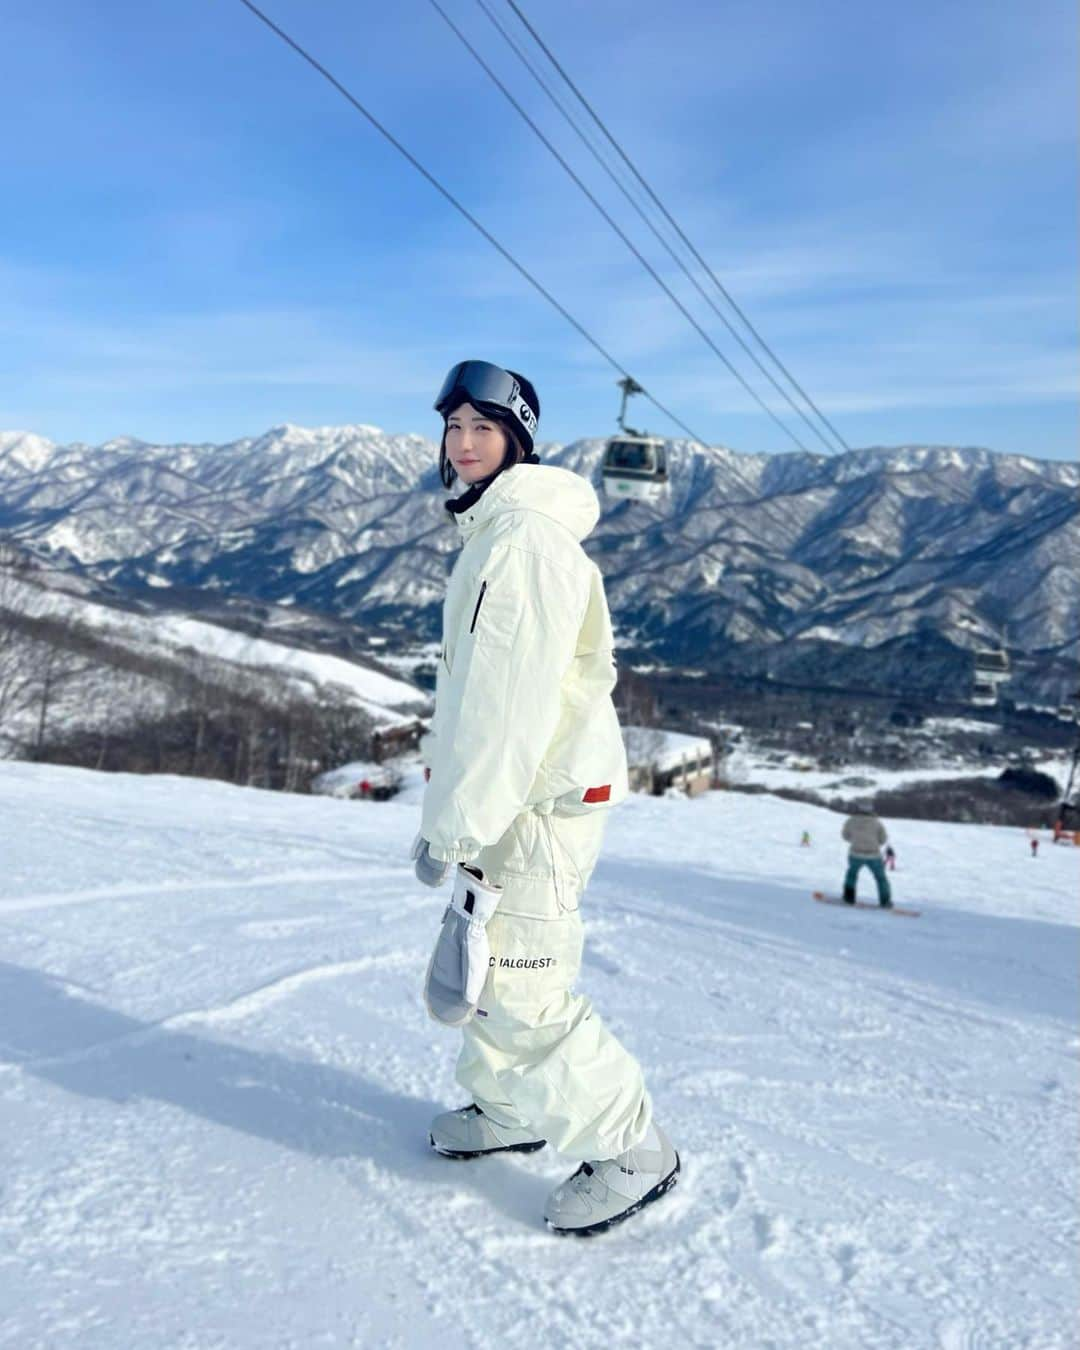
left=513, top=396, right=537, bottom=432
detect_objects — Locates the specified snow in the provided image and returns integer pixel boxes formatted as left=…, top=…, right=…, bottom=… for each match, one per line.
left=0, top=430, right=57, bottom=473
left=154, top=615, right=424, bottom=717
left=921, top=717, right=1002, bottom=736
left=722, top=742, right=1071, bottom=798
left=36, top=518, right=102, bottom=564
left=624, top=726, right=713, bottom=774
left=0, top=761, right=1075, bottom=1348
left=3, top=575, right=428, bottom=731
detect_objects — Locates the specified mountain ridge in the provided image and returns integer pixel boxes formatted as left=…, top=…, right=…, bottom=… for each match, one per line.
left=2, top=425, right=1076, bottom=702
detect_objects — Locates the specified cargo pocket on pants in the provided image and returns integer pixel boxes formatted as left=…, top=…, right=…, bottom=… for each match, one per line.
left=539, top=812, right=581, bottom=914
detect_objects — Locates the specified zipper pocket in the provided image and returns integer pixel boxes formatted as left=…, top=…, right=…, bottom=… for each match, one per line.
left=469, top=580, right=488, bottom=634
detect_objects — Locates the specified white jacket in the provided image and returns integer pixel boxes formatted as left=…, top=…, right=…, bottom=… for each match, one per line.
left=420, top=463, right=629, bottom=864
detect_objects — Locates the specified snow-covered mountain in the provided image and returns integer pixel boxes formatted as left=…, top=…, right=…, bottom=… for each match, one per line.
left=2, top=564, right=426, bottom=724
left=2, top=425, right=1077, bottom=699
left=0, top=543, right=428, bottom=764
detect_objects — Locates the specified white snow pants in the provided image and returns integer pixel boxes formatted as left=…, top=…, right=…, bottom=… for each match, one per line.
left=455, top=807, right=652, bottom=1162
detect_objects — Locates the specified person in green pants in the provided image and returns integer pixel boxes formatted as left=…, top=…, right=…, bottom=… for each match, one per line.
left=841, top=802, right=892, bottom=908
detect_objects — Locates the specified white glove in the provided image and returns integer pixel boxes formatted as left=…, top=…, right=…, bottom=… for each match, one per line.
left=423, top=864, right=503, bottom=1027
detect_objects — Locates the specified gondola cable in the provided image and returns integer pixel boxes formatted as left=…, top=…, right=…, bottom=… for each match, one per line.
left=426, top=0, right=817, bottom=457
left=502, top=0, right=853, bottom=456
left=233, top=0, right=713, bottom=452
left=468, top=0, right=843, bottom=457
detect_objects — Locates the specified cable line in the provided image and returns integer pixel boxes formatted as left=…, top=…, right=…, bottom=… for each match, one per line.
left=502, top=0, right=852, bottom=455
left=426, top=0, right=815, bottom=455
left=470, top=0, right=840, bottom=456
left=234, top=0, right=714, bottom=449
left=473, top=0, right=637, bottom=203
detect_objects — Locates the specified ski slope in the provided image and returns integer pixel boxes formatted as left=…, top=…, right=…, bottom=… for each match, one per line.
left=0, top=761, right=1075, bottom=1349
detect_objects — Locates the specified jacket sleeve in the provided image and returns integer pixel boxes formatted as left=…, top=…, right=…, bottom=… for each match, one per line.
left=842, top=818, right=853, bottom=843
left=420, top=542, right=584, bottom=863
left=877, top=821, right=888, bottom=847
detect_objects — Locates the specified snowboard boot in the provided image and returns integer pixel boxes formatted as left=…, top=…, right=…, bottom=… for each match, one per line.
left=879, top=897, right=894, bottom=909
left=842, top=888, right=856, bottom=905
left=543, top=1122, right=680, bottom=1237
left=429, top=1103, right=546, bottom=1159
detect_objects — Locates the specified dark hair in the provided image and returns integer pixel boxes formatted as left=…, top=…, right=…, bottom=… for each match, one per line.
left=438, top=410, right=529, bottom=490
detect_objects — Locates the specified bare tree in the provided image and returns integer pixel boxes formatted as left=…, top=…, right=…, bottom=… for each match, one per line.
left=616, top=667, right=661, bottom=729
left=0, top=541, right=47, bottom=752
left=30, top=640, right=68, bottom=758
left=1, top=540, right=100, bottom=757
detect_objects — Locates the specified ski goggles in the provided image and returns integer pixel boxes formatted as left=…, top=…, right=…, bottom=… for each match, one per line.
left=434, top=360, right=538, bottom=439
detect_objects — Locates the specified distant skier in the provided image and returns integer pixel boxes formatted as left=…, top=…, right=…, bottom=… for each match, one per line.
left=1031, top=836, right=1039, bottom=858
left=412, top=360, right=679, bottom=1237
left=800, top=830, right=811, bottom=847
left=884, top=843, right=896, bottom=871
left=841, top=801, right=892, bottom=908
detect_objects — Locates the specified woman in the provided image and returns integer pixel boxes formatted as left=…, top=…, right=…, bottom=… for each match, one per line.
left=412, top=359, right=679, bottom=1236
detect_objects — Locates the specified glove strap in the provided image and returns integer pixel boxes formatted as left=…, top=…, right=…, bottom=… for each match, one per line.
left=451, top=864, right=502, bottom=925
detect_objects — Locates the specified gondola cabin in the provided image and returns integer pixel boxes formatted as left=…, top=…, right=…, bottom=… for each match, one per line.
left=601, top=435, right=669, bottom=504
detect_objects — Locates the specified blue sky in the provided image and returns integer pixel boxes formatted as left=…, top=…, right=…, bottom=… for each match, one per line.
left=1, top=0, right=1076, bottom=459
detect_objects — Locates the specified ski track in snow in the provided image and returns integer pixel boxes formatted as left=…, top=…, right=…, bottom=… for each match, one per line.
left=0, top=760, right=1076, bottom=1349
left=0, top=869, right=395, bottom=916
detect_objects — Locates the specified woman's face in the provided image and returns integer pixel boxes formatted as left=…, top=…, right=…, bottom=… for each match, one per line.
left=444, top=402, right=508, bottom=484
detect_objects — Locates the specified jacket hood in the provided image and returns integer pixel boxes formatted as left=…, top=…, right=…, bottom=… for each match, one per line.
left=450, top=463, right=600, bottom=542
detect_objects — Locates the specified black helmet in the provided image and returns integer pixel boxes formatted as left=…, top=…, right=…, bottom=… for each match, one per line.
left=434, top=359, right=540, bottom=454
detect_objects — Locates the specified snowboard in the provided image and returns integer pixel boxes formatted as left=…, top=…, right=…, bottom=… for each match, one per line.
left=812, top=891, right=921, bottom=918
